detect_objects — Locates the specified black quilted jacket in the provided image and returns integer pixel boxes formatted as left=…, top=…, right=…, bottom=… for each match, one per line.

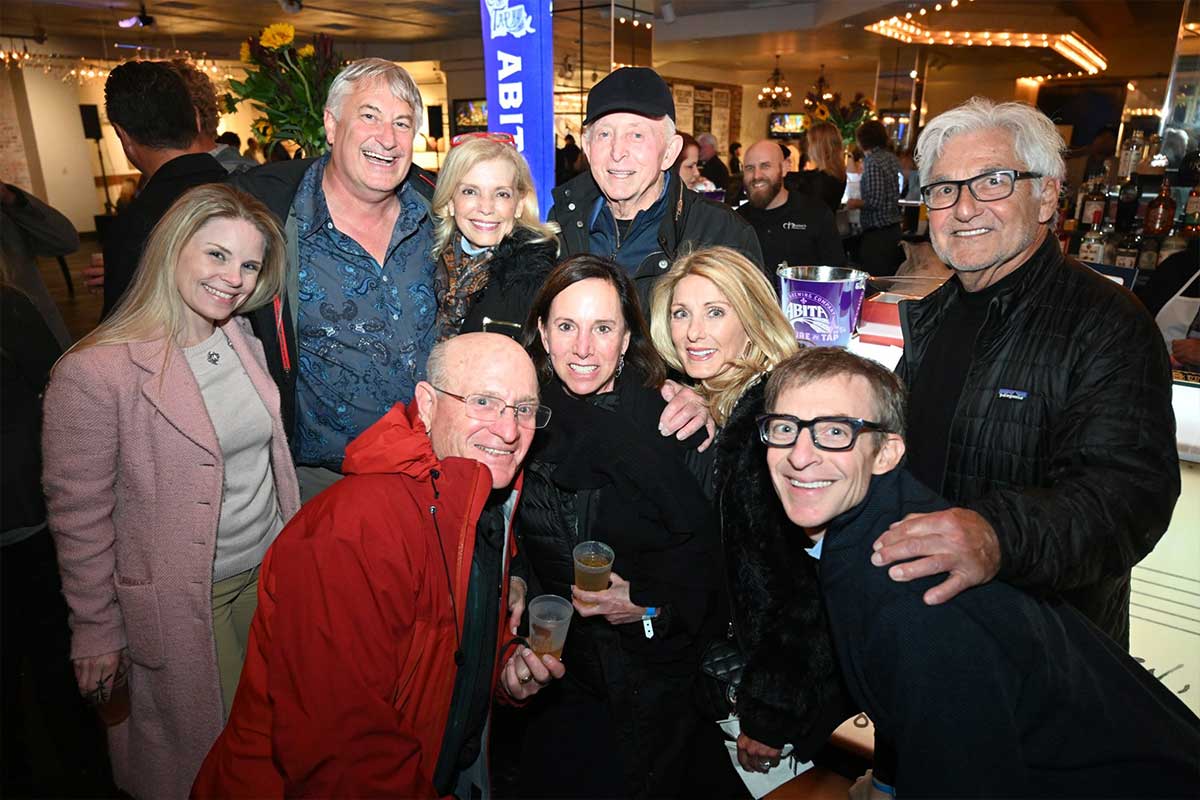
left=897, top=234, right=1180, bottom=646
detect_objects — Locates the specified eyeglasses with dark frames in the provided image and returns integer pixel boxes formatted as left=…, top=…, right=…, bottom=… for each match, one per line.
left=756, top=414, right=890, bottom=451
left=450, top=131, right=517, bottom=148
left=920, top=169, right=1043, bottom=210
left=432, top=386, right=551, bottom=429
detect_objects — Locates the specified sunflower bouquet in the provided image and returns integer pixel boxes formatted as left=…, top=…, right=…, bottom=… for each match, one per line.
left=226, top=23, right=342, bottom=157
left=804, top=91, right=877, bottom=145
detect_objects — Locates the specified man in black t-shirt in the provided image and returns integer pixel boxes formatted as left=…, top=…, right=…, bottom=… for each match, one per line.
left=737, top=139, right=845, bottom=280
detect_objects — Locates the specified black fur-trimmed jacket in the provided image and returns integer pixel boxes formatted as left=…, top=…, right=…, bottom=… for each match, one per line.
left=456, top=227, right=559, bottom=338
left=715, top=379, right=853, bottom=756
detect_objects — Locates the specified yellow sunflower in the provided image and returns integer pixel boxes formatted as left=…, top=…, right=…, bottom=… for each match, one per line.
left=259, top=23, right=295, bottom=50
left=239, top=40, right=252, bottom=64
left=814, top=104, right=831, bottom=121
left=297, top=43, right=315, bottom=58
left=254, top=120, right=274, bottom=141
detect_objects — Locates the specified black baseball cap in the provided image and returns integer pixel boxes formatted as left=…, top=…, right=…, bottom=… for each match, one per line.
left=584, top=67, right=676, bottom=125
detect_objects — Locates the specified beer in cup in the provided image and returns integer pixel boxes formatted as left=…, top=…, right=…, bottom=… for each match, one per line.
left=573, top=541, right=614, bottom=603
left=527, top=594, right=573, bottom=659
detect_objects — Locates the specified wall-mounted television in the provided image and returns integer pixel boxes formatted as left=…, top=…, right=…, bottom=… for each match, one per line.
left=452, top=98, right=488, bottom=136
left=768, top=113, right=806, bottom=138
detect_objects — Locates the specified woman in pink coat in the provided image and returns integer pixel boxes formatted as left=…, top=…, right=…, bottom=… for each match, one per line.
left=42, top=184, right=301, bottom=800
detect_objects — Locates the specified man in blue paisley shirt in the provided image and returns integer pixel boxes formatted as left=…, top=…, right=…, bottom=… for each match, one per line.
left=232, top=59, right=440, bottom=500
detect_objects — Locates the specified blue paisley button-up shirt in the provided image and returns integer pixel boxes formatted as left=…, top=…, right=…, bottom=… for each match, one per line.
left=292, top=156, right=437, bottom=470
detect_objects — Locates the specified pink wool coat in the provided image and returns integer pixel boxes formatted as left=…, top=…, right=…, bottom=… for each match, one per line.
left=42, top=316, right=301, bottom=800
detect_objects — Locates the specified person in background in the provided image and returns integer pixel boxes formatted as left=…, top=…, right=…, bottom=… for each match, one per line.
left=0, top=179, right=76, bottom=347
left=556, top=132, right=582, bottom=186
left=430, top=133, right=560, bottom=341
left=42, top=185, right=300, bottom=800
left=101, top=61, right=228, bottom=317
left=875, top=97, right=1179, bottom=649
left=2, top=268, right=115, bottom=798
left=515, top=255, right=727, bottom=799
left=728, top=141, right=742, bottom=175
left=697, top=132, right=730, bottom=194
left=648, top=248, right=849, bottom=775
left=676, top=132, right=717, bottom=193
left=193, top=333, right=562, bottom=799
left=846, top=120, right=902, bottom=276
left=751, top=346, right=1200, bottom=795
left=1137, top=238, right=1200, bottom=368
left=229, top=58, right=440, bottom=502
left=243, top=137, right=263, bottom=164
left=786, top=122, right=847, bottom=214
left=738, top=140, right=844, bottom=277
left=170, top=61, right=258, bottom=176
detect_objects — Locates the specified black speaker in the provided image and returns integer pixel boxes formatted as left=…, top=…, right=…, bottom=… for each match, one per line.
left=428, top=105, right=444, bottom=140
left=80, top=104, right=102, bottom=140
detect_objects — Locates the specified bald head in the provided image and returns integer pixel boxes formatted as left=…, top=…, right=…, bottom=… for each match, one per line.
left=417, top=333, right=540, bottom=489
left=743, top=139, right=788, bottom=210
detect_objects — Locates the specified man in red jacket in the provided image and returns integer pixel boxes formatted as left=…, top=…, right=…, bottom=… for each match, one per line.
left=192, top=333, right=563, bottom=798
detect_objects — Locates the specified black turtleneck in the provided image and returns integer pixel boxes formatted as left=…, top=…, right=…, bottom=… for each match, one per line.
left=906, top=260, right=1029, bottom=493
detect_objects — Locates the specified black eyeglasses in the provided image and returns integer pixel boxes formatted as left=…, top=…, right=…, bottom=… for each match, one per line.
left=756, top=414, right=889, bottom=451
left=432, top=387, right=552, bottom=429
left=920, top=169, right=1043, bottom=210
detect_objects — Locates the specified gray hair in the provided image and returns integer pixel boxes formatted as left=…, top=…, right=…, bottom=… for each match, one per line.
left=765, top=347, right=907, bottom=440
left=426, top=339, right=451, bottom=389
left=325, top=58, right=424, bottom=133
left=696, top=132, right=717, bottom=149
left=916, top=97, right=1065, bottom=195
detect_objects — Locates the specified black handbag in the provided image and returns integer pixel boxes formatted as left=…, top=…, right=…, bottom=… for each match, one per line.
left=698, top=636, right=746, bottom=720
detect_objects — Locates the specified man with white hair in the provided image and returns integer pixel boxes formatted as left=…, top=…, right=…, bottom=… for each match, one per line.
left=550, top=68, right=762, bottom=311
left=696, top=131, right=730, bottom=191
left=872, top=97, right=1179, bottom=648
left=231, top=58, right=440, bottom=500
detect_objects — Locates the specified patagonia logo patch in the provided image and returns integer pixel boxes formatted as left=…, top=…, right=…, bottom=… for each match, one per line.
left=998, top=389, right=1028, bottom=401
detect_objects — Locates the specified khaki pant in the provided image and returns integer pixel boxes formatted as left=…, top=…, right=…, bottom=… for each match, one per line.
left=211, top=565, right=260, bottom=718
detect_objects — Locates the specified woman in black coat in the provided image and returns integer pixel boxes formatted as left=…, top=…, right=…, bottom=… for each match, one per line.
left=515, top=255, right=727, bottom=799
left=430, top=134, right=560, bottom=341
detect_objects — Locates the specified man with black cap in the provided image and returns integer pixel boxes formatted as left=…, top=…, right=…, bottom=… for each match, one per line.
left=550, top=67, right=763, bottom=309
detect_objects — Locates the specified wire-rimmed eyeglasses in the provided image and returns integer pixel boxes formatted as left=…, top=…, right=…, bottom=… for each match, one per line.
left=756, top=414, right=890, bottom=451
left=920, top=169, right=1043, bottom=210
left=432, top=387, right=551, bottom=429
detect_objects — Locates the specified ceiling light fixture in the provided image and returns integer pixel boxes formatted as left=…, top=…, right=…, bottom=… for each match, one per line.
left=757, top=54, right=793, bottom=109
left=118, top=3, right=155, bottom=29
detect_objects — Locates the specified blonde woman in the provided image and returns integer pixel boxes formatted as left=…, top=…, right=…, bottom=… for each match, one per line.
left=650, top=246, right=847, bottom=775
left=42, top=184, right=300, bottom=800
left=431, top=133, right=560, bottom=340
left=791, top=121, right=848, bottom=212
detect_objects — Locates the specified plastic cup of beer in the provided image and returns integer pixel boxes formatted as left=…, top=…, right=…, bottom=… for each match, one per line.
left=527, top=594, right=573, bottom=659
left=573, top=541, right=614, bottom=603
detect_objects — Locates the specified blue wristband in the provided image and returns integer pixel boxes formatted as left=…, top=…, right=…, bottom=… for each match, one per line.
left=871, top=776, right=896, bottom=797
left=642, top=606, right=658, bottom=619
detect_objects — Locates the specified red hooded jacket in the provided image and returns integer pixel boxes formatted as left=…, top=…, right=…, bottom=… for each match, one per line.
left=192, top=402, right=521, bottom=798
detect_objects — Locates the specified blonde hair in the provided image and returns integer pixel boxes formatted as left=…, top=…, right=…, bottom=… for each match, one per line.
left=73, top=184, right=285, bottom=358
left=429, top=137, right=559, bottom=258
left=805, top=122, right=846, bottom=182
left=650, top=246, right=798, bottom=426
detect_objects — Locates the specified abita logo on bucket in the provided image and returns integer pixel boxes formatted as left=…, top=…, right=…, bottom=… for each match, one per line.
left=784, top=290, right=838, bottom=339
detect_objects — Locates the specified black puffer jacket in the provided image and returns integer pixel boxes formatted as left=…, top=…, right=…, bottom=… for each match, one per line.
left=550, top=170, right=763, bottom=310
left=715, top=379, right=853, bottom=755
left=516, top=371, right=718, bottom=798
left=898, top=234, right=1180, bottom=646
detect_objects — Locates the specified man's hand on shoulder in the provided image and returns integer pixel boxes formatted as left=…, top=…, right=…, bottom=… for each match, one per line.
left=870, top=508, right=1001, bottom=605
left=500, top=646, right=564, bottom=701
left=659, top=380, right=716, bottom=452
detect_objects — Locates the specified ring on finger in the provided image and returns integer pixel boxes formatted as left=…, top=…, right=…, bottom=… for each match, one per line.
left=518, top=672, right=532, bottom=684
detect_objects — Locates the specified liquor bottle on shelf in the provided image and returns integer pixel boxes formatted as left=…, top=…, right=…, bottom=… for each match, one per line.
left=1080, top=180, right=1107, bottom=229
left=1078, top=211, right=1107, bottom=262
left=1158, top=227, right=1187, bottom=266
left=1100, top=220, right=1119, bottom=264
left=1114, top=229, right=1140, bottom=268
left=1137, top=231, right=1160, bottom=271
left=1117, top=130, right=1143, bottom=180
left=1142, top=177, right=1177, bottom=237
left=1116, top=172, right=1140, bottom=231
left=1182, top=186, right=1200, bottom=238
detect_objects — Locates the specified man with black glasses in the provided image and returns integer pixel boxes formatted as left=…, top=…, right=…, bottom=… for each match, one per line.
left=872, top=98, right=1178, bottom=648
left=742, top=347, right=1199, bottom=796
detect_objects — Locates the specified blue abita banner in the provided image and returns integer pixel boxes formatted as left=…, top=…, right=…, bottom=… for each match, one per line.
left=479, top=0, right=555, bottom=219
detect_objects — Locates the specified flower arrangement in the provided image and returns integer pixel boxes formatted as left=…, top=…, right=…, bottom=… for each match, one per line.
left=803, top=91, right=877, bottom=145
left=226, top=23, right=342, bottom=157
